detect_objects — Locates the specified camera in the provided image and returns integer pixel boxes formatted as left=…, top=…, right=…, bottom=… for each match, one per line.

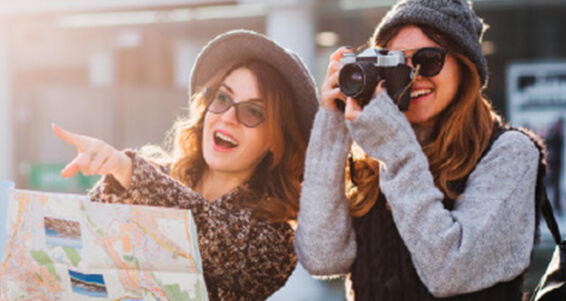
left=338, top=48, right=414, bottom=111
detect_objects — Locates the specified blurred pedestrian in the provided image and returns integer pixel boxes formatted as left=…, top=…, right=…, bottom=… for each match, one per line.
left=546, top=117, right=564, bottom=215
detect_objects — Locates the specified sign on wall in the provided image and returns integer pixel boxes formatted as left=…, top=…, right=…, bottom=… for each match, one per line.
left=507, top=61, right=566, bottom=216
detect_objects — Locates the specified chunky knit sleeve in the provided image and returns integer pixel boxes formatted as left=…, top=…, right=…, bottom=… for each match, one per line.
left=295, top=108, right=358, bottom=276
left=346, top=92, right=539, bottom=297
left=90, top=151, right=297, bottom=300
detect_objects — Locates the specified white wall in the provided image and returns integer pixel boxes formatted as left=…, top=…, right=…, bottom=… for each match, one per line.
left=265, top=0, right=317, bottom=73
left=0, top=0, right=230, bottom=14
left=0, top=35, right=13, bottom=181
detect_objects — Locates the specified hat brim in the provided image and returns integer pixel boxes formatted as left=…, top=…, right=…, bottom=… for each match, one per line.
left=189, top=30, right=318, bottom=141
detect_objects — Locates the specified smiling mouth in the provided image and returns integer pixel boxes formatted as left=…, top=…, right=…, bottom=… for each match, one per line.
left=214, top=131, right=238, bottom=149
left=410, top=88, right=433, bottom=99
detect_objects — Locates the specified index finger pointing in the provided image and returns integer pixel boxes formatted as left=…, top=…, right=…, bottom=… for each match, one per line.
left=52, top=123, right=90, bottom=149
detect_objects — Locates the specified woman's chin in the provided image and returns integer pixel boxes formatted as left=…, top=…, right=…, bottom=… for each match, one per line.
left=405, top=111, right=434, bottom=127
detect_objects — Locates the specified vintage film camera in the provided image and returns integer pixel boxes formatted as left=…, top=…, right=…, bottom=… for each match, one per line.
left=338, top=48, right=414, bottom=111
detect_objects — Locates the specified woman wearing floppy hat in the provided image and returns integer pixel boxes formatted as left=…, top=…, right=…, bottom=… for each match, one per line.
left=295, top=0, right=545, bottom=299
left=53, top=30, right=318, bottom=300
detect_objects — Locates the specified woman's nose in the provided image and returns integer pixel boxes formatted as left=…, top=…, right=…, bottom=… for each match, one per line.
left=221, top=105, right=239, bottom=125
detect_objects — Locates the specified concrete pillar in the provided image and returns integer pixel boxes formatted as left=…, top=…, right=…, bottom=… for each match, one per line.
left=265, top=3, right=347, bottom=299
left=89, top=49, right=115, bottom=86
left=265, top=0, right=318, bottom=73
left=174, top=41, right=200, bottom=89
left=0, top=34, right=13, bottom=181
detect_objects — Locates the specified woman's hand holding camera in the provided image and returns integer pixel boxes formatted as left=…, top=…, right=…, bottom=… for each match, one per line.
left=320, top=47, right=350, bottom=111
left=321, top=47, right=383, bottom=121
left=52, top=123, right=133, bottom=189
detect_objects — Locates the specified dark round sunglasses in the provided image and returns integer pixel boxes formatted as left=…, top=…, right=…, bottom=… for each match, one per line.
left=203, top=87, right=266, bottom=128
left=401, top=47, right=447, bottom=77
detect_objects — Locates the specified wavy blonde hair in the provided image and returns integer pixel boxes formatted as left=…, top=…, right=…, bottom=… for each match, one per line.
left=347, top=24, right=495, bottom=217
left=164, top=60, right=306, bottom=223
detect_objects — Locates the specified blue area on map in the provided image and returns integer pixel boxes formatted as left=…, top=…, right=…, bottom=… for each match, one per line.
left=45, top=232, right=83, bottom=249
left=45, top=228, right=83, bottom=249
left=71, top=286, right=109, bottom=298
left=68, top=269, right=106, bottom=285
left=69, top=269, right=108, bottom=298
left=0, top=181, right=15, bottom=260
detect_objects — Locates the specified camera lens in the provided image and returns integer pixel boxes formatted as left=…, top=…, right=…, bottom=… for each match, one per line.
left=340, top=65, right=364, bottom=96
left=338, top=62, right=380, bottom=106
left=339, top=64, right=364, bottom=97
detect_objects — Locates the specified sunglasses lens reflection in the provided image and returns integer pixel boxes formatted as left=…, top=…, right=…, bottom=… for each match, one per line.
left=208, top=91, right=232, bottom=113
left=205, top=89, right=265, bottom=128
left=238, top=103, right=265, bottom=127
left=413, top=48, right=445, bottom=77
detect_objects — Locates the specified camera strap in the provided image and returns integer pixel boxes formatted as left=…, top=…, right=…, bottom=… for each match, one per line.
left=385, top=64, right=418, bottom=111
left=397, top=65, right=421, bottom=106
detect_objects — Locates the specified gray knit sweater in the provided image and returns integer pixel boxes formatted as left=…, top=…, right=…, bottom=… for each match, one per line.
left=295, top=91, right=539, bottom=297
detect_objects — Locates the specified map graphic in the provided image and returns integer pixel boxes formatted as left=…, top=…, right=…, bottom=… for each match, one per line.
left=0, top=181, right=208, bottom=301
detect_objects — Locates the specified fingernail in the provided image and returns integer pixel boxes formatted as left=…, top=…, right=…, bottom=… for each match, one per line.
left=344, top=46, right=352, bottom=50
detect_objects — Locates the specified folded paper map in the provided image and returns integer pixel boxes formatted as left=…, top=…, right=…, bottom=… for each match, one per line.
left=0, top=181, right=208, bottom=301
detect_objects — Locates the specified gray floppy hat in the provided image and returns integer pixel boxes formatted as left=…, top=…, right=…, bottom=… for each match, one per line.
left=189, top=29, right=319, bottom=141
left=375, top=0, right=489, bottom=88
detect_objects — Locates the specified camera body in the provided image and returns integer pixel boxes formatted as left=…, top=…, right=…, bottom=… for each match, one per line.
left=338, top=48, right=413, bottom=111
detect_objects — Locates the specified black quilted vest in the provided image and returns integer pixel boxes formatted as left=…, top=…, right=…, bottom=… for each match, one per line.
left=348, top=120, right=546, bottom=301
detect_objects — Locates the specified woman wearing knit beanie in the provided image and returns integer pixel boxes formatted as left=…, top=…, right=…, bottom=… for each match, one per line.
left=52, top=30, right=319, bottom=300
left=296, top=0, right=545, bottom=299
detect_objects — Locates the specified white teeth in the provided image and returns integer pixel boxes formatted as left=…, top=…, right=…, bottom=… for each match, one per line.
left=215, top=132, right=238, bottom=146
left=410, top=89, right=432, bottom=98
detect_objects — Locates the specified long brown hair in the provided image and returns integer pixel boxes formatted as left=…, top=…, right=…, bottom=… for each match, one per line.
left=168, top=59, right=306, bottom=222
left=348, top=24, right=495, bottom=216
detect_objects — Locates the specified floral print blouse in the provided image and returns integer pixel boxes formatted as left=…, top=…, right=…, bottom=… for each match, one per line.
left=89, top=151, right=297, bottom=300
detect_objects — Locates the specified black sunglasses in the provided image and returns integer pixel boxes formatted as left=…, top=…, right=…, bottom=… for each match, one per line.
left=400, top=47, right=447, bottom=77
left=203, top=87, right=266, bottom=128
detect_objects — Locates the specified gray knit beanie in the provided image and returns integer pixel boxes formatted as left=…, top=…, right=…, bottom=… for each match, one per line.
left=375, top=0, right=488, bottom=87
left=190, top=30, right=319, bottom=142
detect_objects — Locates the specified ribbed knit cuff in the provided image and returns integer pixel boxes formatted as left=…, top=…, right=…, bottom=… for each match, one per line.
left=346, top=91, right=417, bottom=163
left=304, top=108, right=351, bottom=186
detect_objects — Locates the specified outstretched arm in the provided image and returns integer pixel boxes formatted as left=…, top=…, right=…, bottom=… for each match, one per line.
left=52, top=123, right=133, bottom=189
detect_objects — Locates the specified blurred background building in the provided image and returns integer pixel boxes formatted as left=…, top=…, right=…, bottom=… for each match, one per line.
left=1, top=0, right=566, bottom=299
